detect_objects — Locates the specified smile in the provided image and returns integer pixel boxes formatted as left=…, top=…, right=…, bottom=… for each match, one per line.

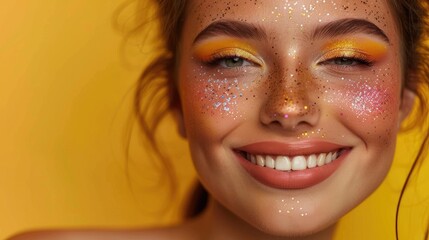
left=235, top=141, right=351, bottom=189
left=242, top=149, right=346, bottom=171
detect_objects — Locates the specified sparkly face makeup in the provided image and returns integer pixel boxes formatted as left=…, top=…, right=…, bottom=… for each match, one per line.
left=318, top=37, right=393, bottom=122
left=177, top=0, right=408, bottom=238
left=188, top=37, right=264, bottom=118
left=320, top=37, right=388, bottom=69
left=193, top=38, right=263, bottom=66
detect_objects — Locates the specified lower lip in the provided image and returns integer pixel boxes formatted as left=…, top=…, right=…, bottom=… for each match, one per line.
left=236, top=151, right=349, bottom=189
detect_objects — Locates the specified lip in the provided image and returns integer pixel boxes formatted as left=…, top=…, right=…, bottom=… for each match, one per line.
left=235, top=141, right=351, bottom=189
left=236, top=140, right=346, bottom=156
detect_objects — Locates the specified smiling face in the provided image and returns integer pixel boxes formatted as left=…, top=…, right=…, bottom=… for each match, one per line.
left=176, top=0, right=411, bottom=236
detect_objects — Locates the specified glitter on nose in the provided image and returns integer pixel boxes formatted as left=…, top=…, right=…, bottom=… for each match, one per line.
left=284, top=114, right=289, bottom=118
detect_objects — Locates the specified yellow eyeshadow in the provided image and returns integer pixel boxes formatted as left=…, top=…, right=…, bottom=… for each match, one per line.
left=193, top=39, right=261, bottom=64
left=322, top=38, right=388, bottom=60
left=322, top=50, right=369, bottom=61
left=203, top=48, right=259, bottom=63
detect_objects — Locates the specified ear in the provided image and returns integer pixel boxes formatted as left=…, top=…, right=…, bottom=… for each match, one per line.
left=398, top=88, right=415, bottom=126
left=173, top=108, right=187, bottom=138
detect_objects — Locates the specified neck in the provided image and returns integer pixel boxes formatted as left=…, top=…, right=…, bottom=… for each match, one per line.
left=192, top=198, right=336, bottom=240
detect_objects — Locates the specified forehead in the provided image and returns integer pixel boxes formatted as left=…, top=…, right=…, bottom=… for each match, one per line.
left=184, top=0, right=397, bottom=41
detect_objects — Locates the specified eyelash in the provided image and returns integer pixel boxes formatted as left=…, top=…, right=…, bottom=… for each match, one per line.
left=317, top=51, right=375, bottom=70
left=320, top=56, right=373, bottom=66
left=198, top=50, right=375, bottom=72
left=200, top=50, right=260, bottom=69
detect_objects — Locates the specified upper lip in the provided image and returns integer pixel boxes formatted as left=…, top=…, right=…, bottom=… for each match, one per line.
left=235, top=140, right=349, bottom=156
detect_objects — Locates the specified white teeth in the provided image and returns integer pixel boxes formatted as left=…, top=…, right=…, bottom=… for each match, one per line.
left=307, top=154, right=317, bottom=168
left=317, top=153, right=326, bottom=167
left=246, top=150, right=341, bottom=171
left=275, top=156, right=291, bottom=171
left=265, top=156, right=275, bottom=169
left=325, top=152, right=333, bottom=164
left=292, top=156, right=307, bottom=170
left=256, top=155, right=265, bottom=166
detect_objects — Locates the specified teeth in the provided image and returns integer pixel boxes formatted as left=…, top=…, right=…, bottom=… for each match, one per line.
left=256, top=155, right=265, bottom=167
left=250, top=154, right=256, bottom=164
left=265, top=156, right=275, bottom=169
left=246, top=150, right=341, bottom=171
left=275, top=156, right=291, bottom=171
left=307, top=154, right=317, bottom=168
left=292, top=156, right=307, bottom=170
left=325, top=152, right=333, bottom=164
left=317, top=153, right=326, bottom=167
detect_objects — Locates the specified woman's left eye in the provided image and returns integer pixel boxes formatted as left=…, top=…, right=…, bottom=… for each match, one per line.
left=322, top=57, right=372, bottom=67
left=317, top=50, right=375, bottom=72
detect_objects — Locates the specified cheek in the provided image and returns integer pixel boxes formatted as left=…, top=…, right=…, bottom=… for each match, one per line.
left=179, top=67, right=258, bottom=137
left=324, top=68, right=401, bottom=144
left=188, top=77, right=242, bottom=118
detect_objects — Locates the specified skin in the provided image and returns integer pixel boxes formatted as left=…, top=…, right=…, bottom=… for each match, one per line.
left=176, top=0, right=413, bottom=239
left=8, top=0, right=415, bottom=239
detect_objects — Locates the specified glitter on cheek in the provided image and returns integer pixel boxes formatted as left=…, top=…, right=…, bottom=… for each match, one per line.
left=323, top=72, right=398, bottom=123
left=349, top=84, right=388, bottom=119
left=189, top=68, right=256, bottom=120
left=202, top=77, right=240, bottom=115
left=347, top=79, right=397, bottom=122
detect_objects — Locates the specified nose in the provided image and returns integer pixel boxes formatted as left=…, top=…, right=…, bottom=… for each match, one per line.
left=259, top=71, right=320, bottom=131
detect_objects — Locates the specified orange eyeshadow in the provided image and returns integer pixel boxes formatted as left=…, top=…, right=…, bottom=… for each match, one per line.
left=322, top=38, right=388, bottom=60
left=193, top=38, right=261, bottom=64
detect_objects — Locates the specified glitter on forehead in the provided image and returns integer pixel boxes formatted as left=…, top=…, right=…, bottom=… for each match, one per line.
left=259, top=0, right=342, bottom=24
left=193, top=0, right=391, bottom=34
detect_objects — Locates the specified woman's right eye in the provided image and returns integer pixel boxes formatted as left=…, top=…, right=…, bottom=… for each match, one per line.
left=212, top=56, right=254, bottom=68
left=197, top=48, right=262, bottom=70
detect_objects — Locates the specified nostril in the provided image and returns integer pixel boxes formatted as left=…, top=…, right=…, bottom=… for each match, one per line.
left=260, top=102, right=321, bottom=131
left=270, top=120, right=283, bottom=127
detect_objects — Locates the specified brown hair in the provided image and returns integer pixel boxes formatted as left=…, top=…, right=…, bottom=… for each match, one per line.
left=388, top=1, right=429, bottom=238
left=113, top=0, right=187, bottom=206
left=117, top=0, right=429, bottom=237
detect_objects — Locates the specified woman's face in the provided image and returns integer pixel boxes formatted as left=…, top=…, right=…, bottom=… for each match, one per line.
left=177, top=0, right=411, bottom=236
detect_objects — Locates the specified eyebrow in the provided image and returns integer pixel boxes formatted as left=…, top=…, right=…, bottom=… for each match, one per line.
left=193, top=20, right=268, bottom=44
left=193, top=18, right=389, bottom=44
left=312, top=18, right=389, bottom=43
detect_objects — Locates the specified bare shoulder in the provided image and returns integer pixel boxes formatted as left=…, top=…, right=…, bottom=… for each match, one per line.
left=8, top=225, right=197, bottom=240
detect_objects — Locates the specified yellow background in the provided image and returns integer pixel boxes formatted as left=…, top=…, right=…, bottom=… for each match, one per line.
left=1, top=1, right=428, bottom=239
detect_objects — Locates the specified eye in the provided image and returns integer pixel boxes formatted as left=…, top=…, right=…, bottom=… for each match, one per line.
left=317, top=51, right=374, bottom=72
left=217, top=56, right=254, bottom=68
left=322, top=56, right=372, bottom=66
left=197, top=48, right=262, bottom=69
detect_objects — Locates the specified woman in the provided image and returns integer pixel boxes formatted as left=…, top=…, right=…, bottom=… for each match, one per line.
left=10, top=0, right=429, bottom=239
